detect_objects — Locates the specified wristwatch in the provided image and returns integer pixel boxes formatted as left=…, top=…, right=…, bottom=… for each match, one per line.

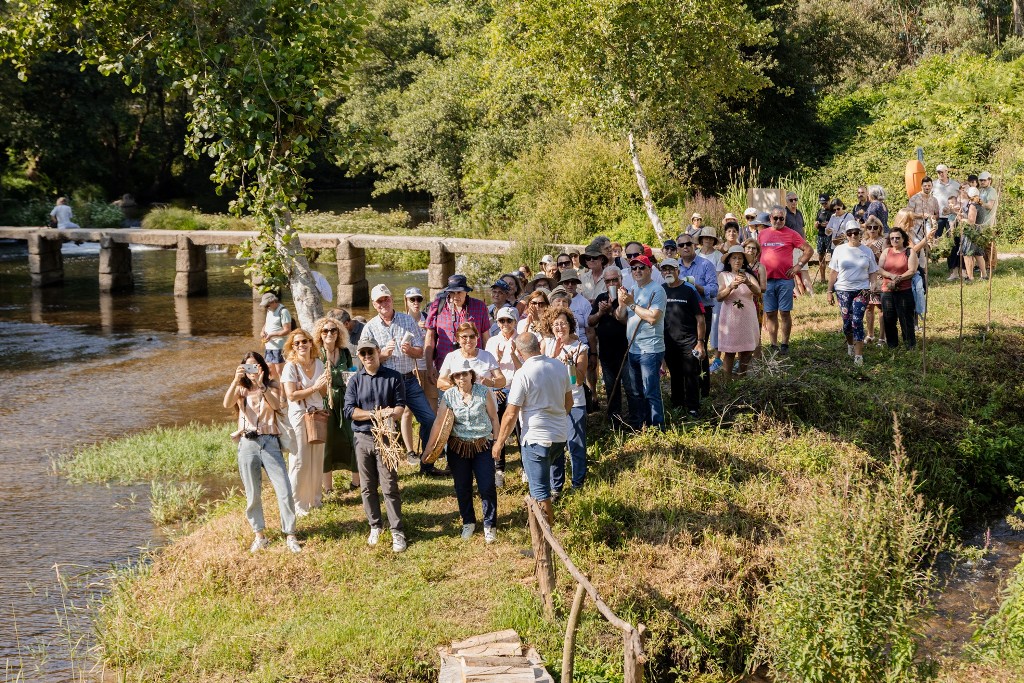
left=628, top=304, right=637, bottom=311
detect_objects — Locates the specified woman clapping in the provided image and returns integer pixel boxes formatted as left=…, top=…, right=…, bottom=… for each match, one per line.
left=540, top=308, right=588, bottom=494
left=281, top=329, right=330, bottom=515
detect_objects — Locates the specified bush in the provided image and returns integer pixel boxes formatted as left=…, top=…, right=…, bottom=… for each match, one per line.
left=757, top=450, right=949, bottom=682
left=75, top=199, right=126, bottom=229
left=141, top=207, right=251, bottom=231
left=149, top=481, right=206, bottom=525
left=969, top=555, right=1024, bottom=666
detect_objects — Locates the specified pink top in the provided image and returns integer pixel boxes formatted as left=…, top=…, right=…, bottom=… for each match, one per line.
left=882, top=249, right=913, bottom=292
left=758, top=227, right=804, bottom=280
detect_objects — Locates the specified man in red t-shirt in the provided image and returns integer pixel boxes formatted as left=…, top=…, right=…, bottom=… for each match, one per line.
left=757, top=207, right=813, bottom=355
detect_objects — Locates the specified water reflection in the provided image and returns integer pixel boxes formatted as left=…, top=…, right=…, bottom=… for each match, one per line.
left=0, top=242, right=427, bottom=681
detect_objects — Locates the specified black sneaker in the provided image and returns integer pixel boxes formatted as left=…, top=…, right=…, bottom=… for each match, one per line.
left=688, top=410, right=699, bottom=419
left=779, top=343, right=789, bottom=356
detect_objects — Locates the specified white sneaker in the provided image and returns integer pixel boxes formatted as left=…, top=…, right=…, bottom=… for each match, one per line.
left=367, top=527, right=381, bottom=546
left=854, top=355, right=864, bottom=367
left=286, top=536, right=301, bottom=553
left=406, top=451, right=420, bottom=466
left=847, top=344, right=855, bottom=357
left=484, top=527, right=497, bottom=544
left=494, top=470, right=505, bottom=488
left=461, top=523, right=476, bottom=540
left=250, top=535, right=270, bottom=553
left=392, top=531, right=407, bottom=553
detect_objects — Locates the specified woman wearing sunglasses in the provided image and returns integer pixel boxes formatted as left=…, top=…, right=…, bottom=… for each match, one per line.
left=517, top=290, right=550, bottom=339
left=826, top=220, right=879, bottom=366
left=313, top=316, right=357, bottom=494
left=437, top=321, right=504, bottom=392
left=281, top=329, right=330, bottom=515
left=877, top=227, right=918, bottom=349
left=223, top=351, right=301, bottom=553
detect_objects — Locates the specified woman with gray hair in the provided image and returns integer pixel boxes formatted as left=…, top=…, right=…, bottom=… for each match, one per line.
left=866, top=185, right=889, bottom=232
left=587, top=264, right=632, bottom=426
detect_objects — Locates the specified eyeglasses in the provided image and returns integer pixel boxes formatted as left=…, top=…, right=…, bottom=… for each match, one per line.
left=625, top=252, right=642, bottom=259
left=557, top=260, right=572, bottom=267
left=604, top=278, right=620, bottom=283
left=322, top=328, right=339, bottom=334
left=407, top=296, right=423, bottom=303
left=787, top=198, right=798, bottom=202
left=498, top=318, right=514, bottom=324
left=678, top=242, right=694, bottom=247
left=459, top=334, right=478, bottom=340
left=771, top=216, right=785, bottom=222
left=358, top=350, right=375, bottom=357
left=846, top=230, right=862, bottom=236
left=890, top=236, right=904, bottom=242
left=659, top=267, right=677, bottom=273
left=294, top=339, right=311, bottom=346
left=531, top=300, right=548, bottom=307
left=630, top=265, right=648, bottom=272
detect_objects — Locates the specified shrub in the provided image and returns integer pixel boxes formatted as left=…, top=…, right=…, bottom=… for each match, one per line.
left=149, top=481, right=205, bottom=525
left=141, top=206, right=204, bottom=231
left=969, top=556, right=1024, bottom=666
left=76, top=200, right=126, bottom=229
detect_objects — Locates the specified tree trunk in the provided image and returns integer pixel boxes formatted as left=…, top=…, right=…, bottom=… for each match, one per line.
left=275, top=212, right=324, bottom=332
left=628, top=132, right=668, bottom=244
left=1015, top=0, right=1023, bottom=36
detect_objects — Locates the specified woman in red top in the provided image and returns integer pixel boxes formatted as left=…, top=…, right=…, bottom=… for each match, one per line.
left=877, top=227, right=918, bottom=349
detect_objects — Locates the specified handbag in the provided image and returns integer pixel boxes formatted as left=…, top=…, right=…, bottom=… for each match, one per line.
left=303, top=407, right=330, bottom=444
left=276, top=411, right=298, bottom=453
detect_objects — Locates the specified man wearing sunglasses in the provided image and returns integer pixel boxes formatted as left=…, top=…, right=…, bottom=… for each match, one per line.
left=674, top=235, right=717, bottom=397
left=615, top=254, right=667, bottom=430
left=620, top=241, right=664, bottom=291
left=759, top=205, right=814, bottom=355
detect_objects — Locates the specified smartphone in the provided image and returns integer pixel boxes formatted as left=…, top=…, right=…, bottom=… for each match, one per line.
left=242, top=363, right=260, bottom=374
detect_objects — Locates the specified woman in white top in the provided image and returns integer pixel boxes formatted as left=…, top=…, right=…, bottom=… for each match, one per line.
left=483, top=306, right=523, bottom=487
left=281, top=329, right=330, bottom=515
left=223, top=351, right=301, bottom=553
left=827, top=220, right=879, bottom=367
left=437, top=321, right=504, bottom=392
left=539, top=308, right=589, bottom=494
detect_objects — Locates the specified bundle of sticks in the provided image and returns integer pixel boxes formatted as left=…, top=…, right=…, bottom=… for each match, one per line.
left=369, top=407, right=404, bottom=471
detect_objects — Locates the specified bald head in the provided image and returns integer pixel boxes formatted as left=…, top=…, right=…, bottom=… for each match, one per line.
left=516, top=332, right=541, bottom=357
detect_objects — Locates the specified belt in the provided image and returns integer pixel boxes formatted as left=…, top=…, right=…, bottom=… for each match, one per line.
left=402, top=371, right=416, bottom=379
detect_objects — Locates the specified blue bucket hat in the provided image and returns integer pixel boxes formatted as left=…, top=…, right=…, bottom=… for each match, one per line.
left=444, top=274, right=473, bottom=293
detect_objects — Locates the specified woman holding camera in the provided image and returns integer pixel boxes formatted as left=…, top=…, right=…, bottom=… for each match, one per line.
left=282, top=329, right=330, bottom=516
left=223, top=352, right=301, bottom=553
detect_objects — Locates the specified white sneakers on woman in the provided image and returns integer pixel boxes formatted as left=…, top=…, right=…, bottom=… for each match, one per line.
left=461, top=523, right=476, bottom=539
left=484, top=527, right=497, bottom=544
left=250, top=535, right=300, bottom=553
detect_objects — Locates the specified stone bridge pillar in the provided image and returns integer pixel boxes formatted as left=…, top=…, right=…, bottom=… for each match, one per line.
left=335, top=237, right=368, bottom=308
left=27, top=231, right=63, bottom=287
left=174, top=236, right=208, bottom=297
left=428, top=241, right=455, bottom=301
left=98, top=237, right=133, bottom=292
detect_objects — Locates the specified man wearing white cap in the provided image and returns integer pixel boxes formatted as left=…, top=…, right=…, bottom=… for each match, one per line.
left=932, top=165, right=960, bottom=237
left=484, top=306, right=523, bottom=488
left=260, top=292, right=292, bottom=380
left=359, top=283, right=439, bottom=475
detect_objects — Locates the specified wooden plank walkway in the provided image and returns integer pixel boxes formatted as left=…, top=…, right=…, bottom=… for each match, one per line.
left=438, top=630, right=553, bottom=683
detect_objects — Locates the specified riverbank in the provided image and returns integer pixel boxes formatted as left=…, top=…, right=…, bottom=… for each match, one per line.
left=73, top=262, right=1024, bottom=681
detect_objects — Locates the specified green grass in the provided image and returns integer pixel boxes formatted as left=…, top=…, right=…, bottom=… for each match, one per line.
left=149, top=481, right=207, bottom=525
left=58, top=422, right=237, bottom=484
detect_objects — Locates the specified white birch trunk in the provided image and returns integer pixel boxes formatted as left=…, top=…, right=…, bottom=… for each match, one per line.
left=274, top=212, right=324, bottom=332
left=628, top=131, right=668, bottom=244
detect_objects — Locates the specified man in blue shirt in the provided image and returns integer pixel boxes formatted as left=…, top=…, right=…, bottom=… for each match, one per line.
left=343, top=338, right=408, bottom=553
left=674, top=235, right=718, bottom=397
left=615, top=255, right=667, bottom=430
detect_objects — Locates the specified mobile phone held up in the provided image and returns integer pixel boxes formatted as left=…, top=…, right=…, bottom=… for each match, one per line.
left=242, top=363, right=260, bottom=374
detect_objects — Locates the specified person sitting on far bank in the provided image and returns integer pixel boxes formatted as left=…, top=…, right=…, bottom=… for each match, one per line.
left=827, top=220, right=879, bottom=367
left=224, top=352, right=301, bottom=554
left=717, top=246, right=762, bottom=381
left=484, top=306, right=522, bottom=488
left=360, top=284, right=437, bottom=473
left=260, top=292, right=292, bottom=380
left=423, top=361, right=501, bottom=543
left=539, top=307, right=589, bottom=495
left=313, top=316, right=357, bottom=495
left=491, top=333, right=572, bottom=525
left=281, top=329, right=329, bottom=516
left=49, top=196, right=80, bottom=229
left=438, top=321, right=503, bottom=393
left=589, top=265, right=633, bottom=427
left=660, top=258, right=705, bottom=417
left=343, top=339, right=408, bottom=553
left=758, top=207, right=814, bottom=355
left=615, top=254, right=667, bottom=430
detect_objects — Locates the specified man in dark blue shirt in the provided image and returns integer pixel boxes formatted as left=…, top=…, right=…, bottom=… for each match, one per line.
left=660, top=259, right=706, bottom=418
left=343, top=339, right=408, bottom=553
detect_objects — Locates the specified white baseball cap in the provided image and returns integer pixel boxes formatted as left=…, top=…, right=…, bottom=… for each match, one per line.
left=404, top=286, right=423, bottom=299
left=744, top=207, right=757, bottom=218
left=539, top=254, right=555, bottom=265
left=495, top=306, right=518, bottom=322
left=967, top=186, right=980, bottom=198
left=935, top=164, right=949, bottom=172
left=843, top=219, right=861, bottom=233
left=979, top=171, right=993, bottom=180
left=370, top=284, right=392, bottom=301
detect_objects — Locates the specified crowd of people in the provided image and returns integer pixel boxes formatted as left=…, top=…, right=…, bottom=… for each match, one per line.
left=226, top=164, right=997, bottom=553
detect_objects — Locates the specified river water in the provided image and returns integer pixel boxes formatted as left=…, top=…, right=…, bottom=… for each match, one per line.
left=0, top=241, right=426, bottom=681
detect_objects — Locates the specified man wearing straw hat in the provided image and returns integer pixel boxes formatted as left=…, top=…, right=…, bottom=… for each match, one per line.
left=344, top=338, right=408, bottom=553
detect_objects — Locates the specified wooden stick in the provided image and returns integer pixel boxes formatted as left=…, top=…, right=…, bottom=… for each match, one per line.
left=526, top=501, right=556, bottom=619
left=561, top=583, right=587, bottom=683
left=986, top=236, right=996, bottom=337
left=958, top=220, right=965, bottom=348
left=624, top=624, right=648, bottom=683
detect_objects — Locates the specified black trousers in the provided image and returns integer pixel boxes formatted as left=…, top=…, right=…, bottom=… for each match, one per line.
left=665, top=340, right=701, bottom=412
left=947, top=231, right=962, bottom=272
left=882, top=289, right=916, bottom=349
left=700, top=307, right=712, bottom=397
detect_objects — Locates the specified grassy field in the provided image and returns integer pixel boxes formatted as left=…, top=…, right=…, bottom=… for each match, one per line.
left=83, top=260, right=1024, bottom=682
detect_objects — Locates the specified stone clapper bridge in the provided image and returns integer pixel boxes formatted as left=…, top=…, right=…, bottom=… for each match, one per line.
left=1, top=226, right=584, bottom=306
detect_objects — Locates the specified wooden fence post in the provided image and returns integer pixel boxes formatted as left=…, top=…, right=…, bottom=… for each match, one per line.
left=624, top=625, right=648, bottom=683
left=526, top=501, right=556, bottom=619
left=561, top=582, right=587, bottom=683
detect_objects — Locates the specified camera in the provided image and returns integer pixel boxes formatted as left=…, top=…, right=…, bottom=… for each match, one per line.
left=243, top=430, right=259, bottom=440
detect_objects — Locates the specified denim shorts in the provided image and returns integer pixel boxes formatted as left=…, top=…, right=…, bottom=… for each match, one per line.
left=264, top=348, right=284, bottom=364
left=763, top=278, right=795, bottom=313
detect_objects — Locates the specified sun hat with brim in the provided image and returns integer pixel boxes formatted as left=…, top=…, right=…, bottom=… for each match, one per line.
left=698, top=227, right=720, bottom=244
left=744, top=207, right=758, bottom=218
left=583, top=245, right=609, bottom=265
left=754, top=212, right=772, bottom=226
left=355, top=338, right=379, bottom=354
left=726, top=245, right=746, bottom=257
left=549, top=285, right=569, bottom=298
left=559, top=268, right=582, bottom=284
left=529, top=274, right=552, bottom=288
left=443, top=274, right=473, bottom=292
left=259, top=292, right=279, bottom=308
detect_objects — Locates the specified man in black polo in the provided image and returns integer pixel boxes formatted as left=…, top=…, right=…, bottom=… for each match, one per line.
left=343, top=338, right=408, bottom=553
left=659, top=258, right=706, bottom=418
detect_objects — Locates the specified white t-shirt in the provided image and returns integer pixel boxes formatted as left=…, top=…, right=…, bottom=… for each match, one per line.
left=826, top=212, right=855, bottom=239
left=439, top=348, right=499, bottom=385
left=541, top=337, right=588, bottom=407
left=507, top=355, right=571, bottom=444
left=49, top=204, right=76, bottom=228
left=829, top=244, right=878, bottom=292
left=484, top=333, right=519, bottom=385
left=263, top=305, right=292, bottom=351
left=516, top=318, right=542, bottom=339
left=569, top=294, right=592, bottom=332
left=281, top=359, right=326, bottom=426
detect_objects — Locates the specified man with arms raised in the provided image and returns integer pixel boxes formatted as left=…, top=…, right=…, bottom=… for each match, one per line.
left=615, top=254, right=667, bottom=430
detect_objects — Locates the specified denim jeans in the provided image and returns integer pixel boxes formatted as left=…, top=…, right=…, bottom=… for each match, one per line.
left=911, top=271, right=926, bottom=317
left=521, top=441, right=566, bottom=502
left=403, top=374, right=437, bottom=471
left=448, top=446, right=497, bottom=528
left=237, top=434, right=297, bottom=536
left=627, top=351, right=666, bottom=429
left=551, top=405, right=587, bottom=491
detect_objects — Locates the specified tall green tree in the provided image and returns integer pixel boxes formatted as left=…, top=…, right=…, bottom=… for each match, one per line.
left=493, top=0, right=771, bottom=240
left=1, top=0, right=367, bottom=329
